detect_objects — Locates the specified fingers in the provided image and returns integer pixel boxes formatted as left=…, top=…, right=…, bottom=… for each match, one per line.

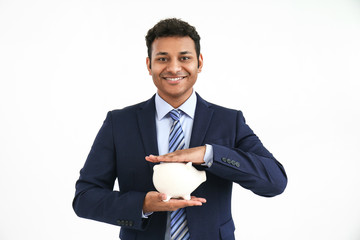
left=145, top=154, right=174, bottom=163
left=166, top=198, right=205, bottom=211
left=190, top=196, right=207, bottom=203
left=143, top=191, right=206, bottom=213
left=145, top=154, right=179, bottom=163
left=145, top=155, right=159, bottom=162
left=145, top=150, right=187, bottom=163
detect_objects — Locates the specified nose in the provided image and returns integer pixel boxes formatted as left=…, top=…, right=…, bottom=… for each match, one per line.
left=166, top=59, right=182, bottom=74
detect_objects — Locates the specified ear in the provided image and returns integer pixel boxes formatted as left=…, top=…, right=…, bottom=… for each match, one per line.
left=186, top=162, right=193, bottom=168
left=146, top=57, right=152, bottom=75
left=197, top=53, right=203, bottom=73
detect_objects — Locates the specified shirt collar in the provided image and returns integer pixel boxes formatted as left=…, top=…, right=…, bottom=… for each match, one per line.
left=155, top=91, right=197, bottom=120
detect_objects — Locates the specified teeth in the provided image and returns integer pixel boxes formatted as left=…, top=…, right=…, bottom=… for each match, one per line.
left=165, top=77, right=184, bottom=81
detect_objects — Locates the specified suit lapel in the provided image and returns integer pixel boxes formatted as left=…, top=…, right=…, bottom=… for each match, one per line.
left=189, top=93, right=214, bottom=147
left=137, top=95, right=159, bottom=168
left=187, top=93, right=214, bottom=235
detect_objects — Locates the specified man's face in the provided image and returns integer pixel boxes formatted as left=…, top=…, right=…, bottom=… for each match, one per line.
left=146, top=36, right=203, bottom=107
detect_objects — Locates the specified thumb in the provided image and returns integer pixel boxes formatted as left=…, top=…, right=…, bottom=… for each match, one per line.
left=158, top=193, right=167, bottom=201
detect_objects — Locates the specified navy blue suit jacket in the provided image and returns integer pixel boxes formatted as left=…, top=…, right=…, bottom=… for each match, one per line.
left=73, top=93, right=287, bottom=240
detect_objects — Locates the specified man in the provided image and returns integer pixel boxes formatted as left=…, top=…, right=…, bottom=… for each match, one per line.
left=73, top=18, right=287, bottom=240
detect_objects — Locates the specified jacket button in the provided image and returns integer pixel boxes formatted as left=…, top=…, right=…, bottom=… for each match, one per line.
left=221, top=157, right=227, bottom=162
left=235, top=162, right=240, bottom=167
left=226, top=159, right=232, bottom=164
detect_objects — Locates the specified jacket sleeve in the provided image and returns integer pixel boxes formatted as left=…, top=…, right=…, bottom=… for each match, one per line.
left=206, top=110, right=287, bottom=197
left=72, top=112, right=149, bottom=230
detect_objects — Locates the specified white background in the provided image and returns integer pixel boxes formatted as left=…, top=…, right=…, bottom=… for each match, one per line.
left=1, top=0, right=360, bottom=239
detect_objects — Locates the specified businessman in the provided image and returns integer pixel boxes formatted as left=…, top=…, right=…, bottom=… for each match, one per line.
left=73, top=18, right=287, bottom=240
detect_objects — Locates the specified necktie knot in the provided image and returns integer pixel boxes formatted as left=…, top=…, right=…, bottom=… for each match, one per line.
left=169, top=109, right=181, bottom=121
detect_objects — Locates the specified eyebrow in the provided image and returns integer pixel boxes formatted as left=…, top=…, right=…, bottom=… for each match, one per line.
left=155, top=52, right=168, bottom=56
left=155, top=51, right=193, bottom=56
left=179, top=51, right=193, bottom=55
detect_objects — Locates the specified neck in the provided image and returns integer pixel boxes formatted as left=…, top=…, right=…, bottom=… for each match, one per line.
left=158, top=91, right=193, bottom=109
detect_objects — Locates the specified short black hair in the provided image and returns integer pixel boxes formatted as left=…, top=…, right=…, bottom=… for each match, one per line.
left=145, top=18, right=201, bottom=65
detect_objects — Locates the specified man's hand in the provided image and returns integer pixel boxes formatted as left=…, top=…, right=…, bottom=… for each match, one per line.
left=145, top=146, right=206, bottom=165
left=143, top=191, right=207, bottom=213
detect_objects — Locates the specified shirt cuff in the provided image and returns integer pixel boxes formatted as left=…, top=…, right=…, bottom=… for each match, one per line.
left=202, top=144, right=214, bottom=167
left=142, top=210, right=153, bottom=219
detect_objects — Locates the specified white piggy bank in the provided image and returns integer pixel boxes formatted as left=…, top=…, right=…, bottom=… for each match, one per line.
left=153, top=162, right=206, bottom=202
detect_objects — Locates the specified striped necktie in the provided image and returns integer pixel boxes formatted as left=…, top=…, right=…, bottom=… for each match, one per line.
left=169, top=109, right=190, bottom=240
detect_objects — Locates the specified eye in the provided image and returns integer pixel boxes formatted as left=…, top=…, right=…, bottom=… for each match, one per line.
left=180, top=56, right=191, bottom=61
left=156, top=57, right=167, bottom=62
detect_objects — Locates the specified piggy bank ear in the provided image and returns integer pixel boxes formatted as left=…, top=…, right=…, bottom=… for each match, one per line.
left=186, top=162, right=193, bottom=168
left=153, top=165, right=159, bottom=171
